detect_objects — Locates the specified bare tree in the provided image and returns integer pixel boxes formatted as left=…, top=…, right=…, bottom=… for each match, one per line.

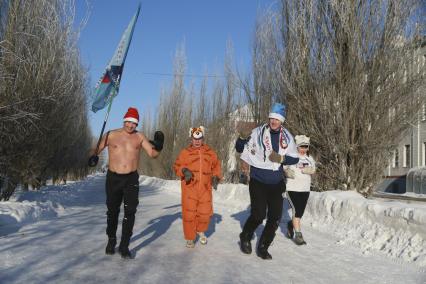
left=248, top=0, right=425, bottom=195
left=0, top=0, right=8, bottom=40
left=0, top=0, right=91, bottom=199
left=206, top=41, right=239, bottom=181
left=240, top=9, right=282, bottom=124
left=143, top=42, right=192, bottom=179
left=193, top=75, right=209, bottom=126
left=139, top=40, right=239, bottom=181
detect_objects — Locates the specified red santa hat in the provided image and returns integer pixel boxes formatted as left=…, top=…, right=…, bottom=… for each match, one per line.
left=123, top=107, right=139, bottom=124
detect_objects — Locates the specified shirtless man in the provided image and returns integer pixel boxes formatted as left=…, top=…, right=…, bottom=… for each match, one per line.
left=88, top=107, right=164, bottom=259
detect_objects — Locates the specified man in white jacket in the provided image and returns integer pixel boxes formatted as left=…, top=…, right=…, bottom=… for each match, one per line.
left=236, top=103, right=299, bottom=260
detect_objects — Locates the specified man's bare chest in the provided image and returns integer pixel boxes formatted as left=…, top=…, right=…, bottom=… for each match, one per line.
left=108, top=135, right=141, bottom=152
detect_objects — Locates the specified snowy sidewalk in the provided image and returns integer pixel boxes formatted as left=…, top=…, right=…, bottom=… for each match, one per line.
left=0, top=175, right=425, bottom=283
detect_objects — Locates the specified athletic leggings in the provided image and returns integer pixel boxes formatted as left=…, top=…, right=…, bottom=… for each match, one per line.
left=287, top=191, right=310, bottom=218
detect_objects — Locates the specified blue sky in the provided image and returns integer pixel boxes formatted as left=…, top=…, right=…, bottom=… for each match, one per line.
left=76, top=0, right=276, bottom=136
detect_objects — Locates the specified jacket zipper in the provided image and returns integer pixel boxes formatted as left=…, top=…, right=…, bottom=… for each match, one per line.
left=199, top=149, right=202, bottom=191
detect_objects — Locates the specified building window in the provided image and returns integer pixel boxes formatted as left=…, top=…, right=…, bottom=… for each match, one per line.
left=392, top=149, right=399, bottom=168
left=403, top=145, right=411, bottom=167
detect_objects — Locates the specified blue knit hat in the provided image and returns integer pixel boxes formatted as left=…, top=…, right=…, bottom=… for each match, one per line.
left=268, top=103, right=286, bottom=122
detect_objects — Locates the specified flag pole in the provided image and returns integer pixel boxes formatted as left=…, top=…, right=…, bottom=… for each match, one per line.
left=93, top=94, right=114, bottom=156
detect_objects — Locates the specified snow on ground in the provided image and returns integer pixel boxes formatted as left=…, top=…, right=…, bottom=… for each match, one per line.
left=0, top=174, right=425, bottom=283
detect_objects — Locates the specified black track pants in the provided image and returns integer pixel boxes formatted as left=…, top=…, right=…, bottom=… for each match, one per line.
left=105, top=170, right=139, bottom=245
left=242, top=178, right=285, bottom=243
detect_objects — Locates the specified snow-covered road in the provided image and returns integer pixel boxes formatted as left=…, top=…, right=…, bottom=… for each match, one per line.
left=1, top=175, right=425, bottom=283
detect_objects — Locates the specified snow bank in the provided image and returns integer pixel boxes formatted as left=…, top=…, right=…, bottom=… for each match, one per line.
left=304, top=191, right=426, bottom=266
left=0, top=200, right=62, bottom=226
left=0, top=174, right=99, bottom=229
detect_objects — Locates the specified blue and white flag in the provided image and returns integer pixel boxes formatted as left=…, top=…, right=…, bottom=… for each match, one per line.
left=91, top=5, right=140, bottom=113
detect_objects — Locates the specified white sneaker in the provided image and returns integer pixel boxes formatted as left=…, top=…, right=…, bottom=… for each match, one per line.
left=198, top=232, right=208, bottom=245
left=186, top=240, right=195, bottom=248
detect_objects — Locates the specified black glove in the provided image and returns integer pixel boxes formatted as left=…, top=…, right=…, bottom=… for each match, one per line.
left=239, top=173, right=248, bottom=184
left=182, top=168, right=193, bottom=183
left=88, top=155, right=99, bottom=167
left=149, top=131, right=164, bottom=151
left=212, top=176, right=219, bottom=190
left=235, top=136, right=250, bottom=153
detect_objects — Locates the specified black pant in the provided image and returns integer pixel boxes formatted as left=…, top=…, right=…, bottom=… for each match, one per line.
left=242, top=178, right=285, bottom=243
left=105, top=170, right=139, bottom=246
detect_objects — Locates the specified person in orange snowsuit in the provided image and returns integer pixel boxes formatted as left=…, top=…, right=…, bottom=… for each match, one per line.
left=173, top=126, right=222, bottom=248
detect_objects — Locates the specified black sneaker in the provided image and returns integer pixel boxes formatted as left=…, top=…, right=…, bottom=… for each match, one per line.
left=239, top=232, right=252, bottom=254
left=118, top=246, right=132, bottom=259
left=105, top=238, right=116, bottom=255
left=287, top=221, right=294, bottom=239
left=257, top=243, right=272, bottom=260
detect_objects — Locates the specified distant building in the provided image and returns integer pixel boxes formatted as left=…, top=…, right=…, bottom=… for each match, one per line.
left=379, top=38, right=426, bottom=194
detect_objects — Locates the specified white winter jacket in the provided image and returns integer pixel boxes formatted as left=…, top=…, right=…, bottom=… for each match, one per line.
left=240, top=124, right=298, bottom=171
left=285, top=154, right=316, bottom=192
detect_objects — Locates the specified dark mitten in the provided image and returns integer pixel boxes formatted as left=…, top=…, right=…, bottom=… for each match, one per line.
left=235, top=136, right=250, bottom=153
left=182, top=168, right=193, bottom=183
left=149, top=131, right=164, bottom=151
left=212, top=176, right=219, bottom=190
left=88, top=155, right=99, bottom=167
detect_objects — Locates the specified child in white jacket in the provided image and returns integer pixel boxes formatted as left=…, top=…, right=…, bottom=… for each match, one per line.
left=284, top=135, right=316, bottom=245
